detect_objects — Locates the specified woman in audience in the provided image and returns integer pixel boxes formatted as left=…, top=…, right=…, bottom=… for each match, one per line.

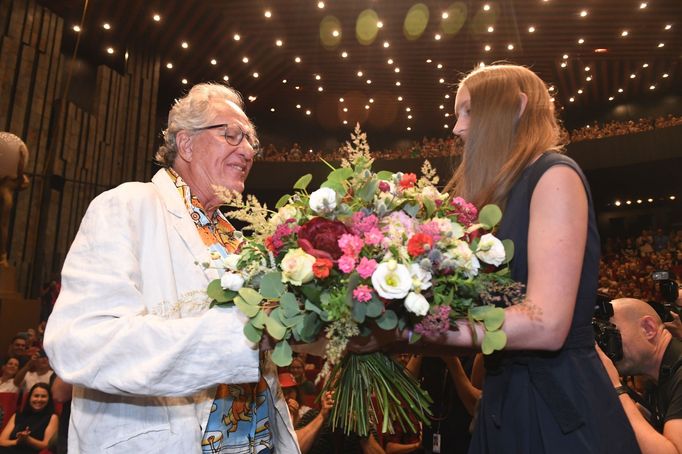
left=0, top=359, right=19, bottom=394
left=0, top=383, right=58, bottom=453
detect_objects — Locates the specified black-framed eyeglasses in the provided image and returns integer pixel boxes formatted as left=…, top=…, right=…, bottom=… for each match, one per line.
left=194, top=123, right=260, bottom=153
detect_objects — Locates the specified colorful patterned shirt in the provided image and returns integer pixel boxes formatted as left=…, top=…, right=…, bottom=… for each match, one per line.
left=166, top=169, right=274, bottom=454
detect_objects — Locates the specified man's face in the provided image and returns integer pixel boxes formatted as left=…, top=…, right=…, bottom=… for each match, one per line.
left=185, top=100, right=255, bottom=196
left=10, top=338, right=26, bottom=355
left=611, top=309, right=648, bottom=377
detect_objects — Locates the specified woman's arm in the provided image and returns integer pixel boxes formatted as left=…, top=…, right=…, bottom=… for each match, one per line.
left=0, top=414, right=17, bottom=446
left=22, top=414, right=58, bottom=450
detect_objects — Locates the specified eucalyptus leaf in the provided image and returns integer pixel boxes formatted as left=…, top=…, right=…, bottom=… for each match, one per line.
left=293, top=174, right=313, bottom=190
left=478, top=204, right=503, bottom=229
left=320, top=180, right=346, bottom=197
left=376, top=310, right=398, bottom=330
left=423, top=198, right=436, bottom=217
left=304, top=299, right=323, bottom=315
left=503, top=239, right=514, bottom=264
left=357, top=180, right=378, bottom=202
left=207, top=279, right=236, bottom=303
left=481, top=307, right=505, bottom=331
left=282, top=314, right=305, bottom=328
left=244, top=322, right=263, bottom=343
left=328, top=167, right=353, bottom=182
left=272, top=340, right=293, bottom=367
left=238, top=288, right=263, bottom=306
left=375, top=170, right=394, bottom=181
left=482, top=329, right=507, bottom=355
left=280, top=292, right=300, bottom=318
left=235, top=297, right=260, bottom=317
left=265, top=314, right=287, bottom=340
left=352, top=301, right=367, bottom=323
left=300, top=312, right=322, bottom=342
left=275, top=194, right=292, bottom=209
left=402, top=203, right=420, bottom=217
left=260, top=272, right=285, bottom=299
left=365, top=298, right=383, bottom=318
left=301, top=284, right=322, bottom=304
left=251, top=309, right=266, bottom=329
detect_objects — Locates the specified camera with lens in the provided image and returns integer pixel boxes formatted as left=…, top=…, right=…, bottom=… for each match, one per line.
left=593, top=293, right=623, bottom=362
left=648, top=271, right=680, bottom=323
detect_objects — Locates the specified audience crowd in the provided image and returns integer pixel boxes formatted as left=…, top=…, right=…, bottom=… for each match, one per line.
left=257, top=114, right=682, bottom=162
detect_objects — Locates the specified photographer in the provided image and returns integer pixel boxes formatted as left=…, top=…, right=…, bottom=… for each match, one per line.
left=597, top=298, right=682, bottom=454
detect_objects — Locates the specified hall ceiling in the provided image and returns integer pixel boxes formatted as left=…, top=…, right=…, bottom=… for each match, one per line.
left=42, top=0, right=682, bottom=139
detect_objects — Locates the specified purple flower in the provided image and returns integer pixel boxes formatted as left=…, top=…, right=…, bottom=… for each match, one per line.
left=414, top=305, right=451, bottom=337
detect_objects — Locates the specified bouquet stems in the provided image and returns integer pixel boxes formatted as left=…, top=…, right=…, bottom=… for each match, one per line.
left=321, top=352, right=433, bottom=436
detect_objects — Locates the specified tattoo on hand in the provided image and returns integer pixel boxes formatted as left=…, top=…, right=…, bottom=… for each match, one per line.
left=509, top=299, right=543, bottom=322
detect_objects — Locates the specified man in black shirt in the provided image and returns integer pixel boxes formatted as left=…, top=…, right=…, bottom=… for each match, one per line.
left=598, top=298, right=682, bottom=454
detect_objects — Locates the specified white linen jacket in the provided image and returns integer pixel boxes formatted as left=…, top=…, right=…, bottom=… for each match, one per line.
left=44, top=169, right=300, bottom=453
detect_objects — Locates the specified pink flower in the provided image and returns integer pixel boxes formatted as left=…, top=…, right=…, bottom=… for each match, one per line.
left=419, top=221, right=442, bottom=242
left=338, top=255, right=356, bottom=273
left=350, top=212, right=379, bottom=235
left=356, top=257, right=378, bottom=279
left=338, top=234, right=364, bottom=258
left=378, top=181, right=391, bottom=192
left=448, top=197, right=478, bottom=227
left=363, top=228, right=384, bottom=246
left=353, top=285, right=373, bottom=303
left=414, top=305, right=451, bottom=337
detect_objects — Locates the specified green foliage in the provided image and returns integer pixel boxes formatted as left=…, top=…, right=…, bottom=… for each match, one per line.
left=259, top=272, right=285, bottom=299
left=244, top=321, right=262, bottom=343
left=207, top=279, right=237, bottom=304
left=238, top=288, right=263, bottom=306
left=293, top=174, right=313, bottom=190
left=275, top=194, right=292, bottom=209
left=265, top=314, right=287, bottom=340
left=376, top=310, right=398, bottom=330
left=272, top=341, right=293, bottom=366
left=234, top=296, right=260, bottom=317
left=280, top=292, right=300, bottom=317
left=478, top=204, right=503, bottom=229
left=503, top=239, right=514, bottom=264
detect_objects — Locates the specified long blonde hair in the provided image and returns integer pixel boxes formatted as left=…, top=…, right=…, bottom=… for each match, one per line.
left=444, top=65, right=563, bottom=208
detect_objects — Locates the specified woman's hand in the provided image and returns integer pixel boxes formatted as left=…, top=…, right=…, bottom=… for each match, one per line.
left=319, top=391, right=334, bottom=420
left=346, top=325, right=404, bottom=354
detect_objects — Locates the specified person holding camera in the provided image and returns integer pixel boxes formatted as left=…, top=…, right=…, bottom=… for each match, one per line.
left=597, top=298, right=682, bottom=454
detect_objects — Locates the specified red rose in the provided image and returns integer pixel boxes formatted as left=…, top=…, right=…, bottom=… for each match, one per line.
left=399, top=173, right=417, bottom=189
left=297, top=217, right=350, bottom=260
left=313, top=258, right=334, bottom=279
left=407, top=233, right=434, bottom=257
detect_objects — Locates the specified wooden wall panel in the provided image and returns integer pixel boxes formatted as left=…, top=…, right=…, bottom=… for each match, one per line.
left=1, top=0, right=160, bottom=296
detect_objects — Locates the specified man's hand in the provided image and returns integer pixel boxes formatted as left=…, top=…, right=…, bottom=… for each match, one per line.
left=664, top=311, right=682, bottom=339
left=319, top=391, right=334, bottom=420
left=595, top=344, right=622, bottom=387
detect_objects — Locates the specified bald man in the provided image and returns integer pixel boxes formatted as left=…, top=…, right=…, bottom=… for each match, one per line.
left=597, top=298, right=682, bottom=454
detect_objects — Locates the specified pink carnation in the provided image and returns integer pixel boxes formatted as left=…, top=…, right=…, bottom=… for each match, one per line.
left=363, top=228, right=384, bottom=246
left=356, top=257, right=378, bottom=279
left=351, top=212, right=379, bottom=235
left=338, top=233, right=364, bottom=258
left=353, top=285, right=373, bottom=303
left=338, top=255, right=356, bottom=273
left=448, top=197, right=478, bottom=227
left=419, top=221, right=442, bottom=242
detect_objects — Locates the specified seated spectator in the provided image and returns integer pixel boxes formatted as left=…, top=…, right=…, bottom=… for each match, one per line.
left=13, top=351, right=53, bottom=395
left=289, top=357, right=318, bottom=406
left=0, top=359, right=19, bottom=394
left=0, top=383, right=58, bottom=453
left=3, top=338, right=26, bottom=369
left=280, top=372, right=311, bottom=427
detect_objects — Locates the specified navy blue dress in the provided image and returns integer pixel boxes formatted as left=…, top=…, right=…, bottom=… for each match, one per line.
left=468, top=153, right=640, bottom=453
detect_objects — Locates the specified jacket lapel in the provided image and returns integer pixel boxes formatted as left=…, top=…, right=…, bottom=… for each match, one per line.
left=151, top=169, right=219, bottom=281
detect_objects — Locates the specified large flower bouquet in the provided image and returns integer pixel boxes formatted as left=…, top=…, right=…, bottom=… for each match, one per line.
left=207, top=125, right=522, bottom=436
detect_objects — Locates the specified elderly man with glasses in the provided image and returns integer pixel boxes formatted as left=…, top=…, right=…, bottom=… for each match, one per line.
left=44, top=83, right=299, bottom=454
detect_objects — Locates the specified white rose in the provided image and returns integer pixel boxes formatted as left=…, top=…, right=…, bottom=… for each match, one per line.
left=220, top=272, right=245, bottom=291
left=280, top=248, right=316, bottom=286
left=476, top=233, right=506, bottom=266
left=270, top=204, right=299, bottom=225
left=436, top=218, right=464, bottom=240
left=371, top=260, right=412, bottom=299
left=309, top=187, right=337, bottom=214
left=223, top=253, right=241, bottom=271
left=450, top=240, right=480, bottom=278
left=404, top=292, right=430, bottom=316
left=410, top=263, right=432, bottom=292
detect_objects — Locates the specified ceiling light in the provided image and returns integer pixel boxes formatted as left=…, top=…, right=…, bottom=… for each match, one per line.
left=343, top=120, right=348, bottom=125
left=487, top=26, right=494, bottom=32
left=621, top=30, right=629, bottom=37
left=665, top=24, right=672, bottom=30
left=339, top=97, right=344, bottom=102
left=282, top=79, right=287, bottom=83
left=618, top=88, right=623, bottom=92
left=317, top=1, right=325, bottom=8
left=295, top=56, right=301, bottom=63
left=270, top=107, right=275, bottom=112
left=305, top=110, right=311, bottom=115
left=383, top=41, right=390, bottom=48
left=595, top=48, right=608, bottom=53
left=528, top=26, right=535, bottom=33
left=406, top=107, right=411, bottom=112
left=563, top=54, right=569, bottom=59
left=233, top=34, right=241, bottom=41
left=550, top=97, right=555, bottom=102
left=398, top=96, right=403, bottom=101
left=152, top=13, right=161, bottom=22
left=577, top=89, right=583, bottom=94
left=296, top=104, right=301, bottom=109
left=253, top=72, right=259, bottom=78
left=663, top=73, right=669, bottom=78
left=387, top=58, right=393, bottom=64
left=586, top=76, right=592, bottom=81
left=649, top=85, right=655, bottom=90
left=630, top=74, right=636, bottom=78
left=670, top=196, right=676, bottom=200
left=72, top=25, right=81, bottom=32
left=561, top=62, right=567, bottom=68
left=242, top=56, right=249, bottom=63
left=248, top=96, right=257, bottom=102
left=585, top=66, right=590, bottom=71
left=264, top=10, right=272, bottom=18
left=609, top=96, right=614, bottom=101
left=439, top=105, right=444, bottom=109
left=181, top=41, right=189, bottom=49
left=295, top=86, right=300, bottom=90
left=210, top=59, right=217, bottom=65
left=578, top=38, right=585, bottom=44
left=394, top=67, right=400, bottom=73
left=223, top=75, right=229, bottom=81
left=549, top=86, right=555, bottom=91
left=407, top=127, right=411, bottom=131
left=439, top=78, right=445, bottom=83
left=181, top=78, right=188, bottom=84
left=315, top=74, right=321, bottom=80
left=103, top=23, right=111, bottom=30
left=647, top=198, right=653, bottom=202
left=483, top=4, right=491, bottom=11
left=318, top=86, right=324, bottom=91
left=445, top=94, right=450, bottom=98
left=642, top=63, right=649, bottom=68
left=479, top=62, right=486, bottom=67
left=366, top=79, right=372, bottom=84
left=407, top=114, right=413, bottom=119
left=442, top=12, right=449, bottom=19
left=426, top=59, right=432, bottom=63
left=166, top=62, right=173, bottom=69
left=626, top=200, right=632, bottom=205
left=507, top=44, right=514, bottom=50
left=614, top=201, right=621, bottom=206
left=639, top=2, right=647, bottom=9
left=332, top=30, right=340, bottom=37
left=357, top=70, right=363, bottom=77
left=276, top=39, right=283, bottom=47
left=106, top=47, right=114, bottom=54
left=569, top=97, right=575, bottom=102
left=444, top=124, right=449, bottom=128
left=485, top=44, right=491, bottom=51
left=377, top=21, right=384, bottom=28
left=435, top=34, right=442, bottom=40
left=637, top=199, right=642, bottom=204
left=369, top=98, right=374, bottom=103
left=445, top=113, right=450, bottom=117
left=343, top=107, right=348, bottom=112
left=658, top=42, right=665, bottom=47
left=396, top=81, right=401, bottom=86
left=580, top=10, right=588, bottom=17
left=364, top=105, right=370, bottom=110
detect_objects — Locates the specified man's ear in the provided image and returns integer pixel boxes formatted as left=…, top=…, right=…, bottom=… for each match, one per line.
left=176, top=130, right=193, bottom=162
left=640, top=315, right=660, bottom=340
left=518, top=92, right=528, bottom=119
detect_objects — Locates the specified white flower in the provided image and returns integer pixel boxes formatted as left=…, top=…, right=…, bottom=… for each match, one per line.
left=404, top=292, right=429, bottom=316
left=371, top=260, right=412, bottom=299
left=220, top=272, right=245, bottom=291
left=270, top=205, right=299, bottom=226
left=476, top=233, right=506, bottom=266
left=410, top=263, right=432, bottom=291
left=309, top=187, right=337, bottom=214
left=223, top=253, right=241, bottom=271
left=448, top=240, right=480, bottom=278
left=420, top=186, right=441, bottom=201
left=435, top=218, right=464, bottom=240
left=280, top=248, right=316, bottom=286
